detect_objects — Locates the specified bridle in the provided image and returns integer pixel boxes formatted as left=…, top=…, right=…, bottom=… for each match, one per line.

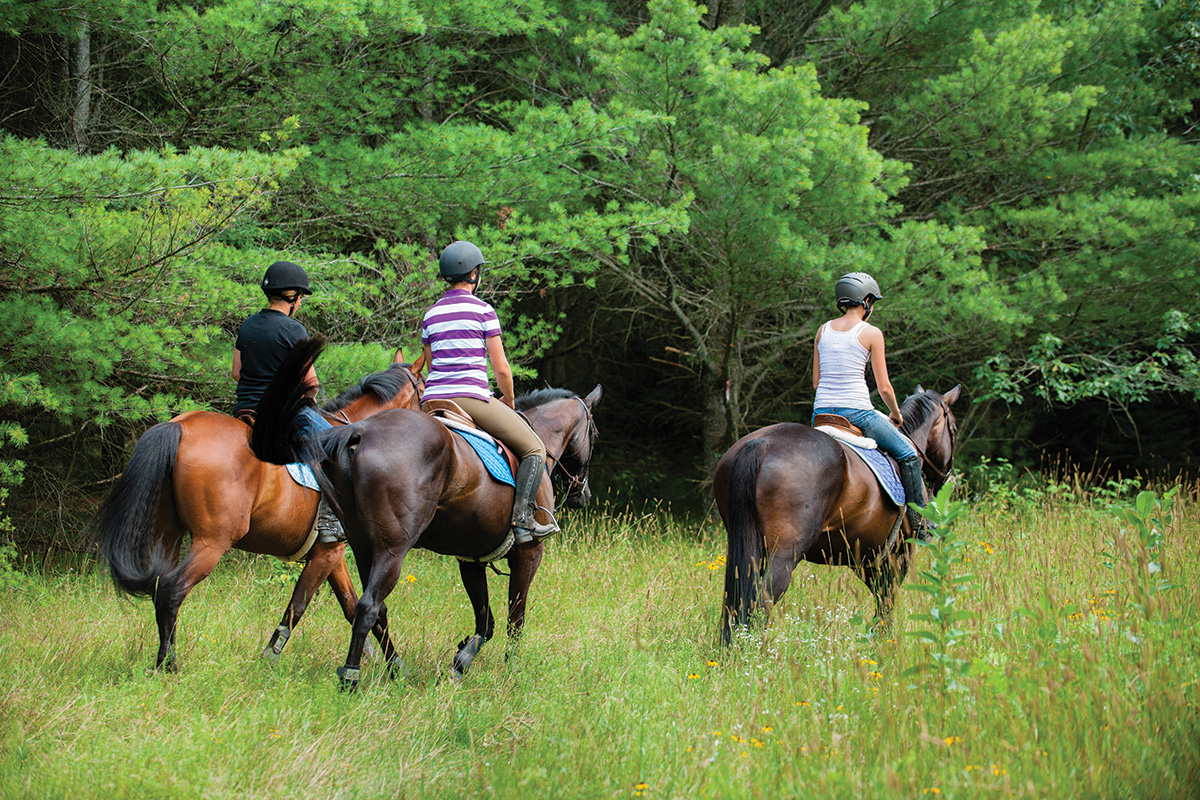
left=912, top=395, right=956, bottom=492
left=545, top=396, right=596, bottom=499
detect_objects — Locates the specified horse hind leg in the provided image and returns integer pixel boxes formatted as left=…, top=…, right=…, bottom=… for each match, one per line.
left=153, top=541, right=227, bottom=671
left=338, top=546, right=407, bottom=692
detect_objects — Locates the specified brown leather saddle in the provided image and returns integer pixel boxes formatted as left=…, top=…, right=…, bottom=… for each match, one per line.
left=812, top=412, right=864, bottom=437
left=423, top=399, right=520, bottom=477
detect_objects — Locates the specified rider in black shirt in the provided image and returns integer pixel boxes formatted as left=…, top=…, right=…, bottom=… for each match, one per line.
left=231, top=261, right=342, bottom=543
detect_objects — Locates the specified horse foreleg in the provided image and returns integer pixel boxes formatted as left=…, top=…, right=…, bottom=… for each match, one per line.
left=451, top=560, right=495, bottom=680
left=153, top=541, right=227, bottom=671
left=262, top=541, right=346, bottom=662
left=505, top=540, right=544, bottom=641
left=860, top=550, right=905, bottom=634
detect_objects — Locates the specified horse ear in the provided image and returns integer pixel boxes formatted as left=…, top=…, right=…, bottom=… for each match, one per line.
left=914, top=383, right=925, bottom=394
left=393, top=347, right=404, bottom=364
left=942, top=384, right=962, bottom=406
left=411, top=350, right=426, bottom=375
left=583, top=384, right=603, bottom=409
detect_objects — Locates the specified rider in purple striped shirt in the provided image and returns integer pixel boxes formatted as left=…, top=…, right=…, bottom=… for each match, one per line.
left=419, top=241, right=559, bottom=541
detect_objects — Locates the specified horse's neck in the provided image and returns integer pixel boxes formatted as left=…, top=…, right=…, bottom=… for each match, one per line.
left=529, top=405, right=575, bottom=459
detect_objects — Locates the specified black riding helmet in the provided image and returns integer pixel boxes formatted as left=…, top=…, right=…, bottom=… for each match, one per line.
left=438, top=241, right=487, bottom=284
left=835, top=272, right=883, bottom=320
left=261, top=261, right=312, bottom=297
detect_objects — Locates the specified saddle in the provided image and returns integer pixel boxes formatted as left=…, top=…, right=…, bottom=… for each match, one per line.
left=812, top=413, right=862, bottom=437
left=424, top=400, right=520, bottom=480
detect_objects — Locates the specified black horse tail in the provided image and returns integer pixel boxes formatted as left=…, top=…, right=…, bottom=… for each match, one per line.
left=250, top=336, right=327, bottom=466
left=721, top=438, right=768, bottom=645
left=94, top=421, right=181, bottom=598
left=248, top=335, right=344, bottom=515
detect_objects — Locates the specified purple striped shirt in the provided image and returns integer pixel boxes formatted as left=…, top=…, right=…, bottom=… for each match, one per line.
left=421, top=289, right=502, bottom=402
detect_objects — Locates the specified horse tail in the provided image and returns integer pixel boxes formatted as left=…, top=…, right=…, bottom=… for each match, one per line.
left=94, top=421, right=181, bottom=598
left=250, top=336, right=326, bottom=466
left=721, top=437, right=769, bottom=645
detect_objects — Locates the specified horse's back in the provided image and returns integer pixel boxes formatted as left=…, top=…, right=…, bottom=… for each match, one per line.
left=342, top=408, right=513, bottom=555
left=717, top=422, right=897, bottom=560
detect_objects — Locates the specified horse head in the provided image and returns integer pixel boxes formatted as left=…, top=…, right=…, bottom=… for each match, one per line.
left=518, top=384, right=602, bottom=509
left=908, top=384, right=962, bottom=495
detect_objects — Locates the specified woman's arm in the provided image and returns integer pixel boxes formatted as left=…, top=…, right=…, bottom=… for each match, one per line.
left=863, top=326, right=903, bottom=426
left=485, top=335, right=515, bottom=408
left=231, top=348, right=242, bottom=382
left=811, top=325, right=822, bottom=389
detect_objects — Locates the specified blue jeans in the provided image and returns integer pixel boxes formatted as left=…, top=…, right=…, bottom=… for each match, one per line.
left=298, top=405, right=332, bottom=433
left=813, top=406, right=925, bottom=509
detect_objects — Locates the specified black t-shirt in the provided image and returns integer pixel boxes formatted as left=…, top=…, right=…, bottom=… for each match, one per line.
left=234, top=309, right=309, bottom=413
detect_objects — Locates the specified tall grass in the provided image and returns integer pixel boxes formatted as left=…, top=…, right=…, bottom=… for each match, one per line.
left=1, top=480, right=1198, bottom=799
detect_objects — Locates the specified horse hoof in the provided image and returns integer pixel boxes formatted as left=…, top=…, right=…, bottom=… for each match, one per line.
left=336, top=666, right=361, bottom=693
left=386, top=656, right=408, bottom=682
left=261, top=647, right=280, bottom=664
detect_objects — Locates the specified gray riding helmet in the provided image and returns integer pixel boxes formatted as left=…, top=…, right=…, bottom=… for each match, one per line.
left=438, top=241, right=488, bottom=282
left=835, top=272, right=883, bottom=314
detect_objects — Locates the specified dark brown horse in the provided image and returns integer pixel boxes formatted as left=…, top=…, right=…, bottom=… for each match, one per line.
left=714, top=385, right=961, bottom=643
left=250, top=339, right=601, bottom=687
left=94, top=353, right=424, bottom=670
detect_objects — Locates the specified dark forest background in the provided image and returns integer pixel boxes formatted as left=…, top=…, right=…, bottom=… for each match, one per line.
left=1, top=0, right=1197, bottom=551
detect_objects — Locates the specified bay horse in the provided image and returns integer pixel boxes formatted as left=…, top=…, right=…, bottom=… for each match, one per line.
left=250, top=338, right=601, bottom=688
left=714, top=385, right=961, bottom=643
left=94, top=351, right=424, bottom=671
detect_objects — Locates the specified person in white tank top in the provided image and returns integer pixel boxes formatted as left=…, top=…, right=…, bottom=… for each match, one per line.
left=812, top=272, right=927, bottom=536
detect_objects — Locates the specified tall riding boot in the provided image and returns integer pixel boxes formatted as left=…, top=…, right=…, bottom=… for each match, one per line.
left=315, top=497, right=346, bottom=544
left=512, top=455, right=559, bottom=541
left=898, top=458, right=930, bottom=542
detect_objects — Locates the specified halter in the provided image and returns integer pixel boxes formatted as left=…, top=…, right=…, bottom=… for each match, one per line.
left=546, top=396, right=596, bottom=499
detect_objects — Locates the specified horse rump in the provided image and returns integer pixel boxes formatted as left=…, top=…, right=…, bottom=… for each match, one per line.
left=720, top=437, right=769, bottom=644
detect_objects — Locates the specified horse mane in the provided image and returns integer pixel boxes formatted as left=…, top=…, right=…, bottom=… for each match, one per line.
left=323, top=363, right=411, bottom=413
left=515, top=387, right=575, bottom=412
left=898, top=391, right=942, bottom=437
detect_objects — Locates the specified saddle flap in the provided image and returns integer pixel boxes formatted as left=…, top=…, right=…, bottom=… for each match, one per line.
left=813, top=413, right=863, bottom=437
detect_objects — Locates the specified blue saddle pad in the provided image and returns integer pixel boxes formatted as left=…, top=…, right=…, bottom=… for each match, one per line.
left=450, top=427, right=516, bottom=488
left=286, top=462, right=320, bottom=492
left=843, top=443, right=905, bottom=507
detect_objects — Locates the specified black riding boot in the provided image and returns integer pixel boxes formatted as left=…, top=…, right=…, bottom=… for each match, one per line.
left=512, top=455, right=559, bottom=542
left=898, top=458, right=930, bottom=541
left=315, top=497, right=346, bottom=544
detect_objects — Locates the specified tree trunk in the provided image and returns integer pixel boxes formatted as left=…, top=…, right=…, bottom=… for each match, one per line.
left=70, top=13, right=91, bottom=154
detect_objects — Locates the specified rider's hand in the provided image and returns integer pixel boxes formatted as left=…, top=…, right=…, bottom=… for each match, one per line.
left=500, top=393, right=515, bottom=409
left=890, top=410, right=903, bottom=427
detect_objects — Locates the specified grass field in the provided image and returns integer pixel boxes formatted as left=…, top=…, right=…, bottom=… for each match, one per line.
left=1, top=481, right=1198, bottom=799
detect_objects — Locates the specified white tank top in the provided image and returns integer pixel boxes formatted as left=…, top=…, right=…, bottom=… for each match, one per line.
left=813, top=321, right=873, bottom=410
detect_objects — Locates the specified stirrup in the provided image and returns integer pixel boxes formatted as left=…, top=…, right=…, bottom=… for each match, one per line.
left=513, top=505, right=559, bottom=544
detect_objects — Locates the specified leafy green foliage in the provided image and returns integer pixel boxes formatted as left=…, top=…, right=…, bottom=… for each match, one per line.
left=904, top=483, right=974, bottom=691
